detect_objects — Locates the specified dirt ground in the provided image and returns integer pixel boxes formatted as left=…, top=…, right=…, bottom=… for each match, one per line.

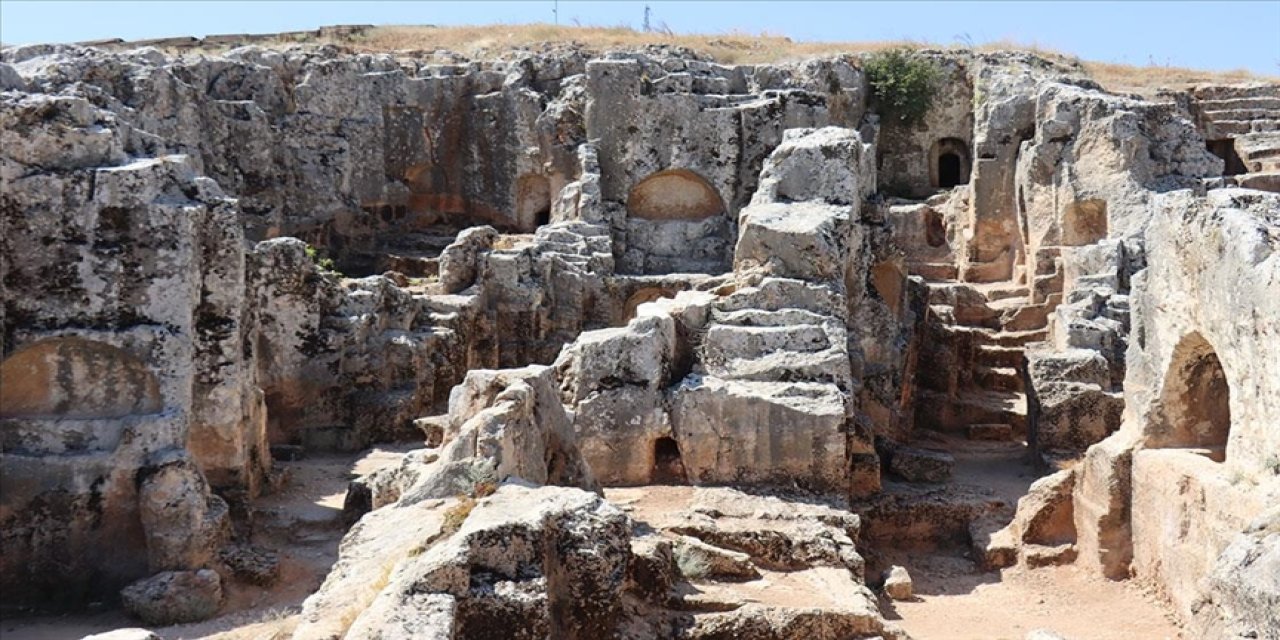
left=883, top=555, right=1184, bottom=640
left=608, top=433, right=1187, bottom=640
left=3, top=439, right=1185, bottom=640
left=879, top=433, right=1185, bottom=639
left=1, top=445, right=416, bottom=640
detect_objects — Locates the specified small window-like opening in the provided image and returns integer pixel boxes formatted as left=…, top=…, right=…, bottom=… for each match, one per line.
left=938, top=153, right=962, bottom=188
left=1206, top=139, right=1247, bottom=176
left=651, top=436, right=688, bottom=484
left=535, top=206, right=551, bottom=227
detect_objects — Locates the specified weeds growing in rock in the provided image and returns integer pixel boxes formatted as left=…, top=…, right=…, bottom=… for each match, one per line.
left=864, top=48, right=942, bottom=126
left=442, top=496, right=477, bottom=534
left=304, top=243, right=342, bottom=276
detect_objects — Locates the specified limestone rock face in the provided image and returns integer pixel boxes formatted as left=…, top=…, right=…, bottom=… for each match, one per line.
left=672, top=535, right=761, bottom=580
left=81, top=630, right=162, bottom=640
left=402, top=365, right=597, bottom=503
left=683, top=597, right=886, bottom=640
left=296, top=363, right=603, bottom=638
left=137, top=450, right=231, bottom=573
left=882, top=565, right=913, bottom=600
left=665, top=487, right=865, bottom=578
left=120, top=569, right=223, bottom=626
left=1190, top=508, right=1280, bottom=640
left=0, top=92, right=265, bottom=605
left=342, top=484, right=631, bottom=640
left=734, top=202, right=856, bottom=282
left=438, top=225, right=498, bottom=294
left=1073, top=189, right=1280, bottom=616
left=587, top=58, right=867, bottom=275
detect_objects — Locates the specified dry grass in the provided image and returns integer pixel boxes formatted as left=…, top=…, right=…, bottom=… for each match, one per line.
left=346, top=23, right=921, bottom=64
left=441, top=495, right=478, bottom=534
left=301, top=24, right=1275, bottom=93
left=147, top=22, right=1276, bottom=97
left=1082, top=61, right=1273, bottom=97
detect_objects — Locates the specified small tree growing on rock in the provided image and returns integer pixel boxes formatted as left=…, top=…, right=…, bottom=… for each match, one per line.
left=864, top=48, right=942, bottom=126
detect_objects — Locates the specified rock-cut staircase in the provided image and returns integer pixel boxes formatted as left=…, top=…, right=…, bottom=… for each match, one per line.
left=912, top=247, right=1065, bottom=441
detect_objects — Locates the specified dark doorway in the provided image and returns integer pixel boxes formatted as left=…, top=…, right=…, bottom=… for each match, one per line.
left=651, top=436, right=688, bottom=484
left=1206, top=139, right=1246, bottom=176
left=938, top=152, right=963, bottom=188
left=535, top=206, right=551, bottom=227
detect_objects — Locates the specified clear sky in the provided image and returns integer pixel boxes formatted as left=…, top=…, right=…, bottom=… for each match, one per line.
left=1, top=1, right=1277, bottom=74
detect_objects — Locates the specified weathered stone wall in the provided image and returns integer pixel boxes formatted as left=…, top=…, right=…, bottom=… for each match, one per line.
left=554, top=127, right=907, bottom=497
left=875, top=54, right=973, bottom=199
left=0, top=44, right=589, bottom=272
left=1073, top=189, right=1280, bottom=626
left=1019, top=83, right=1223, bottom=463
left=588, top=56, right=868, bottom=275
left=1015, top=82, right=1221, bottom=285
left=0, top=95, right=252, bottom=606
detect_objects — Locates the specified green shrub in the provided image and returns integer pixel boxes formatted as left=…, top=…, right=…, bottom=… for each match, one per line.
left=864, top=48, right=942, bottom=126
left=304, top=243, right=342, bottom=276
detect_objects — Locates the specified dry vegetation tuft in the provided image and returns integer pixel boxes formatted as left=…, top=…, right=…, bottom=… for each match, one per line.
left=286, top=24, right=1278, bottom=94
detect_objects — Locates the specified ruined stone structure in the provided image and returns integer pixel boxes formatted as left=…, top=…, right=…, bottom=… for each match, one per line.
left=1, top=35, right=1276, bottom=640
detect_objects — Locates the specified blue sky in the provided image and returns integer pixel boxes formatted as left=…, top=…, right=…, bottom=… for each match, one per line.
left=1, top=1, right=1277, bottom=74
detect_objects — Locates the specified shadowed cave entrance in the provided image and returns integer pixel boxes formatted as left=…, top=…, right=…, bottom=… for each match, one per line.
left=938, top=153, right=962, bottom=188
left=930, top=138, right=971, bottom=189
left=651, top=436, right=688, bottom=484
left=1206, top=139, right=1246, bottom=176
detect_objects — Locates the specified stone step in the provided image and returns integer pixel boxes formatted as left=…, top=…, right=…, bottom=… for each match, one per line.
left=712, top=307, right=829, bottom=328
left=1202, top=108, right=1280, bottom=122
left=974, top=281, right=1029, bottom=302
left=983, top=328, right=1050, bottom=347
left=1236, top=171, right=1280, bottom=193
left=909, top=261, right=959, bottom=281
left=967, top=423, right=1014, bottom=441
left=987, top=295, right=1030, bottom=313
left=702, top=323, right=832, bottom=361
left=1200, top=96, right=1280, bottom=112
left=1242, top=146, right=1280, bottom=160
left=927, top=282, right=1001, bottom=328
left=960, top=258, right=1012, bottom=283
left=975, top=365, right=1022, bottom=393
left=1193, top=85, right=1280, bottom=101
left=1032, top=268, right=1064, bottom=303
left=1000, top=295, right=1060, bottom=332
left=703, top=349, right=849, bottom=385
left=976, top=344, right=1025, bottom=369
left=916, top=389, right=1027, bottom=434
left=1210, top=119, right=1280, bottom=136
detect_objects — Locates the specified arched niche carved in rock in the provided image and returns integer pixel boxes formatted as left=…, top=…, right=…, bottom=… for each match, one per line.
left=1149, top=333, right=1231, bottom=462
left=0, top=337, right=162, bottom=419
left=626, top=169, right=726, bottom=221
